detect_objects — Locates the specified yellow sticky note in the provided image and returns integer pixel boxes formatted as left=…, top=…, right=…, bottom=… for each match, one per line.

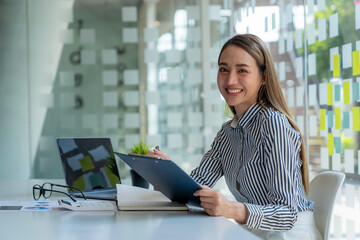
left=335, top=108, right=341, bottom=130
left=327, top=83, right=333, bottom=106
left=353, top=51, right=360, bottom=76
left=343, top=81, right=350, bottom=105
left=353, top=107, right=360, bottom=131
left=328, top=133, right=334, bottom=156
left=320, top=109, right=326, bottom=130
left=333, top=54, right=340, bottom=77
left=79, top=155, right=95, bottom=172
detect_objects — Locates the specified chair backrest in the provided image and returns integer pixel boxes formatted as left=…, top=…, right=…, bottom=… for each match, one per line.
left=308, top=171, right=345, bottom=240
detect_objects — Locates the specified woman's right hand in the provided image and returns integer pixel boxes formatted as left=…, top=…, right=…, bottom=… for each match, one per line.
left=147, top=146, right=170, bottom=160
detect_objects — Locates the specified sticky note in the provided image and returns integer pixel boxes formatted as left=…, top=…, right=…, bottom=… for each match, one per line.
left=208, top=5, right=221, bottom=21
left=186, top=6, right=200, bottom=20
left=144, top=28, right=159, bottom=42
left=353, top=81, right=359, bottom=101
left=146, top=134, right=161, bottom=146
left=188, top=112, right=203, bottom=127
left=308, top=53, right=316, bottom=76
left=334, top=84, right=341, bottom=101
left=265, top=16, right=268, bottom=32
left=167, top=68, right=181, bottom=84
left=187, top=27, right=201, bottom=42
left=122, top=6, right=137, bottom=22
left=332, top=154, right=340, bottom=171
left=102, top=70, right=118, bottom=86
left=279, top=61, right=286, bottom=81
left=309, top=84, right=317, bottom=106
left=344, top=149, right=354, bottom=174
left=295, top=29, right=302, bottom=49
left=79, top=155, right=95, bottom=172
left=330, top=47, right=339, bottom=71
left=345, top=184, right=355, bottom=208
left=320, top=109, right=326, bottom=130
left=342, top=43, right=352, bottom=69
left=353, top=51, right=360, bottom=75
left=356, top=4, right=360, bottom=30
left=334, top=108, right=341, bottom=130
left=328, top=133, right=334, bottom=156
left=103, top=91, right=118, bottom=107
left=278, top=35, right=285, bottom=54
left=319, top=82, right=327, bottom=105
left=318, top=0, right=325, bottom=10
left=186, top=48, right=202, bottom=63
left=287, top=87, right=294, bottom=107
left=308, top=22, right=315, bottom=45
left=318, top=18, right=326, bottom=42
left=333, top=54, right=340, bottom=77
left=81, top=50, right=96, bottom=65
left=327, top=83, right=333, bottom=105
left=308, top=0, right=314, bottom=14
left=82, top=114, right=97, bottom=129
left=145, top=49, right=159, bottom=63
left=286, top=31, right=293, bottom=52
left=296, top=86, right=304, bottom=107
left=124, top=91, right=140, bottom=106
left=296, top=57, right=303, bottom=78
left=327, top=110, right=334, bottom=128
left=343, top=111, right=350, bottom=129
left=167, top=112, right=183, bottom=128
left=124, top=113, right=140, bottom=128
left=166, top=50, right=181, bottom=64
left=352, top=107, right=360, bottom=131
left=102, top=49, right=117, bottom=65
left=80, top=29, right=95, bottom=44
left=296, top=115, right=304, bottom=134
left=122, top=28, right=138, bottom=43
left=321, top=147, right=329, bottom=169
left=167, top=133, right=183, bottom=149
left=343, top=81, right=350, bottom=104
left=334, top=137, right=341, bottom=154
left=166, top=91, right=182, bottom=106
left=309, top=115, right=318, bottom=137
left=329, top=13, right=339, bottom=38
left=103, top=114, right=118, bottom=129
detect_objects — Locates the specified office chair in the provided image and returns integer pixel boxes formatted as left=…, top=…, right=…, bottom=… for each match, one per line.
left=308, top=171, right=345, bottom=240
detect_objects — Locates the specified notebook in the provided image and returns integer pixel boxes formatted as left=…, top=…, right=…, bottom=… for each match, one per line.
left=57, top=137, right=121, bottom=200
left=115, top=152, right=202, bottom=207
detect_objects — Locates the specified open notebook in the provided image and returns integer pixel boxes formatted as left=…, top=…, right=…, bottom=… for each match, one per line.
left=116, top=184, right=188, bottom=211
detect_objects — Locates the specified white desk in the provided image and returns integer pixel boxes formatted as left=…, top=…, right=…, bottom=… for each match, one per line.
left=0, top=179, right=261, bottom=240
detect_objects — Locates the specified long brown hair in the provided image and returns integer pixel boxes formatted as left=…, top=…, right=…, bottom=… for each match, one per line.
left=218, top=34, right=310, bottom=195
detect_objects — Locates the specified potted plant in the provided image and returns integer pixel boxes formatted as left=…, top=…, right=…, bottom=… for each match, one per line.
left=128, top=141, right=151, bottom=189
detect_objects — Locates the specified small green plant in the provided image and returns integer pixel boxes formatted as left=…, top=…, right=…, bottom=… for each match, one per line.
left=129, top=140, right=152, bottom=155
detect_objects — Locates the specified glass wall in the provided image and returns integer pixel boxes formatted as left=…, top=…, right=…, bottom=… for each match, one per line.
left=1, top=0, right=360, bottom=238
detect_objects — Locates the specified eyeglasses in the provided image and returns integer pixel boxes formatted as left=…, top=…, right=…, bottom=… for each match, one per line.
left=33, top=182, right=87, bottom=202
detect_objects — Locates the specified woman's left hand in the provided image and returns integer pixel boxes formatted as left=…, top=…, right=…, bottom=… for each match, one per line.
left=193, top=185, right=248, bottom=224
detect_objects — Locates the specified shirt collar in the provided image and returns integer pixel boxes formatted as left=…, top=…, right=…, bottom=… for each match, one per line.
left=232, top=103, right=263, bottom=129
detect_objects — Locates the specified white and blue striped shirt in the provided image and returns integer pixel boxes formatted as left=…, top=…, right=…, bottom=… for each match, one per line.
left=190, top=103, right=315, bottom=231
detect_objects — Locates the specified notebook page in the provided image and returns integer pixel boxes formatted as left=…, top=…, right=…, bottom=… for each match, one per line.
left=116, top=184, right=170, bottom=201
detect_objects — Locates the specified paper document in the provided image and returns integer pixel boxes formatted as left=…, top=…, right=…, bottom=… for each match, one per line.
left=116, top=184, right=188, bottom=211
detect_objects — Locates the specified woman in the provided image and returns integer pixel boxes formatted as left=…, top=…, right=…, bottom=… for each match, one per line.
left=149, top=34, right=321, bottom=240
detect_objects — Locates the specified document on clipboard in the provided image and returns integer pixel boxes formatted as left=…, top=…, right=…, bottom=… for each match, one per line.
left=114, top=152, right=202, bottom=208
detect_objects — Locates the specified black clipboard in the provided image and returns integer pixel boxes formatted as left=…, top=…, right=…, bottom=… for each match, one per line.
left=115, top=152, right=202, bottom=207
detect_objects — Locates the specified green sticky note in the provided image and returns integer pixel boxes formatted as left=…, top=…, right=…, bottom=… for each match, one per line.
left=327, top=83, right=333, bottom=106
left=327, top=110, right=334, bottom=128
left=343, top=111, right=350, bottom=129
left=320, top=109, right=326, bottom=130
left=353, top=51, right=360, bottom=76
left=353, top=107, right=360, bottom=131
left=79, top=155, right=95, bottom=172
left=328, top=133, right=334, bottom=156
left=334, top=108, right=341, bottom=130
left=333, top=54, right=340, bottom=77
left=353, top=82, right=359, bottom=101
left=334, top=137, right=342, bottom=154
left=343, top=81, right=350, bottom=105
left=334, top=84, right=341, bottom=101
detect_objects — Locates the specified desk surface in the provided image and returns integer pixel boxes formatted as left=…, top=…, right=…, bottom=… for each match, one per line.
left=0, top=179, right=260, bottom=240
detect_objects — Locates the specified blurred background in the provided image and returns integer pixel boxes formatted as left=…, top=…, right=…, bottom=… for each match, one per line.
left=0, top=0, right=359, bottom=238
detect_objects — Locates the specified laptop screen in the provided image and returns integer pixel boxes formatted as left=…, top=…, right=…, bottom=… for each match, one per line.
left=57, top=138, right=121, bottom=192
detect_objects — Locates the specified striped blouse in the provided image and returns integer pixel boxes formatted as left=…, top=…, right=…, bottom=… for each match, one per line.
left=190, top=103, right=315, bottom=231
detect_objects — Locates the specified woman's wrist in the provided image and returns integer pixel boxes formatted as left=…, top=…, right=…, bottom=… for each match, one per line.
left=228, top=201, right=249, bottom=224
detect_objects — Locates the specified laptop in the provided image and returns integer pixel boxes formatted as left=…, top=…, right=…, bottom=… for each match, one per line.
left=56, top=137, right=120, bottom=201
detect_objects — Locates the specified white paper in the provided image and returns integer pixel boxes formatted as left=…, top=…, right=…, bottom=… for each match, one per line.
left=166, top=91, right=182, bottom=106
left=296, top=86, right=304, bottom=107
left=320, top=147, right=329, bottom=169
left=144, top=28, right=159, bottom=42
left=208, top=5, right=221, bottom=21
left=124, top=113, right=140, bottom=128
left=102, top=49, right=117, bottom=65
left=344, top=149, right=354, bottom=174
left=318, top=18, right=326, bottom=42
left=186, top=48, right=201, bottom=63
left=188, top=133, right=204, bottom=149
left=122, top=6, right=137, bottom=22
left=287, top=87, right=294, bottom=107
left=167, top=68, right=181, bottom=84
left=186, top=6, right=200, bottom=20
left=103, top=113, right=118, bottom=129
left=308, top=22, right=315, bottom=45
left=0, top=201, right=59, bottom=211
left=124, top=91, right=139, bottom=106
left=279, top=61, right=285, bottom=81
left=187, top=69, right=202, bottom=85
left=167, top=133, right=183, bottom=149
left=124, top=69, right=139, bottom=85
left=81, top=50, right=96, bottom=65
left=188, top=112, right=203, bottom=127
left=332, top=154, right=341, bottom=171
left=102, top=70, right=118, bottom=86
left=356, top=4, right=360, bottom=30
left=123, top=28, right=138, bottom=43
left=319, top=82, right=327, bottom=105
left=342, top=43, right=352, bottom=69
left=187, top=27, right=201, bottom=42
left=330, top=47, right=339, bottom=71
left=103, top=91, right=118, bottom=107
left=308, top=53, right=316, bottom=76
left=125, top=134, right=140, bottom=149
left=82, top=114, right=97, bottom=129
left=116, top=184, right=169, bottom=202
left=80, top=29, right=95, bottom=44
left=329, top=13, right=339, bottom=38
left=295, top=29, right=302, bottom=49
left=167, top=112, right=183, bottom=128
left=296, top=57, right=303, bottom=78
left=144, top=49, right=159, bottom=63
left=309, top=115, right=317, bottom=136
left=309, top=84, right=317, bottom=106
left=146, top=91, right=160, bottom=105
left=166, top=50, right=182, bottom=64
